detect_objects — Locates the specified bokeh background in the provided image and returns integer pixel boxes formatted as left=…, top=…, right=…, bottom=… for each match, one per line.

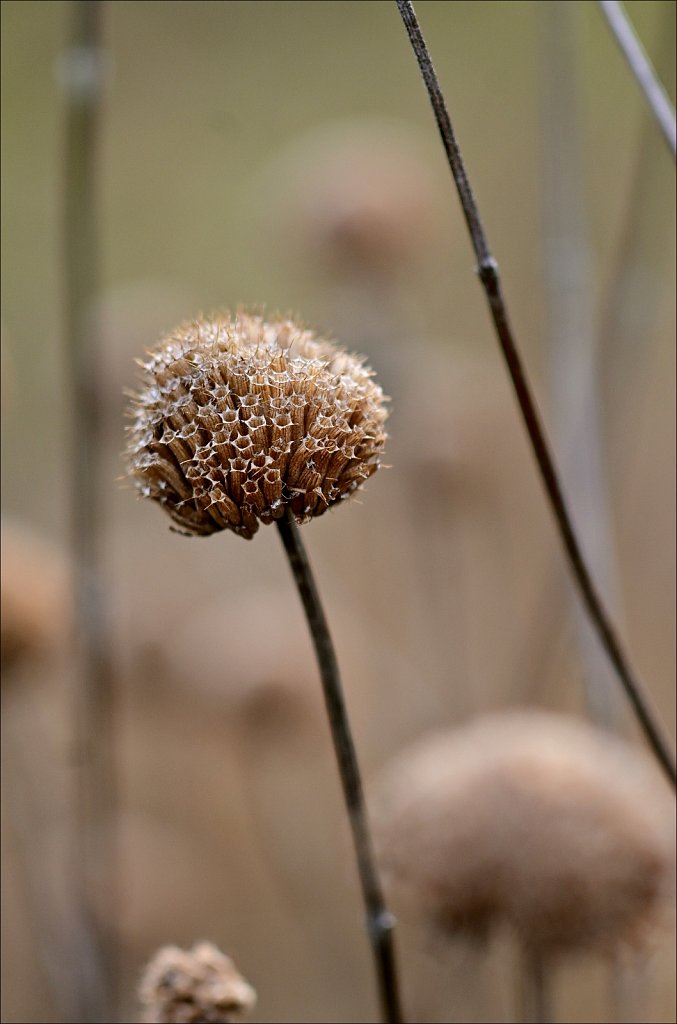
left=1, top=1, right=675, bottom=1022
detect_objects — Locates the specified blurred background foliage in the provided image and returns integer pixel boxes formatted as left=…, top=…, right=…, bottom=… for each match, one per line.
left=1, top=2, right=675, bottom=1022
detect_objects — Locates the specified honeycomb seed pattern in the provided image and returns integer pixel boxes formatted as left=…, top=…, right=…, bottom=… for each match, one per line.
left=126, top=312, right=388, bottom=538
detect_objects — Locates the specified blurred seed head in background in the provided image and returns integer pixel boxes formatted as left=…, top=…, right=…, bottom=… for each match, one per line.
left=262, top=119, right=436, bottom=279
left=373, top=710, right=676, bottom=956
left=1, top=521, right=73, bottom=677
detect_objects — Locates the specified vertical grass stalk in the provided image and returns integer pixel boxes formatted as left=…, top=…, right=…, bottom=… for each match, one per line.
left=597, top=0, right=676, bottom=159
left=277, top=509, right=402, bottom=1024
left=519, top=949, right=552, bottom=1024
left=63, top=1, right=116, bottom=1018
left=540, top=0, right=625, bottom=729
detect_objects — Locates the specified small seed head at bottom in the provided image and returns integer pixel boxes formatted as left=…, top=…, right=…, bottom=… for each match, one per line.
left=125, top=312, right=388, bottom=538
left=138, top=942, right=256, bottom=1024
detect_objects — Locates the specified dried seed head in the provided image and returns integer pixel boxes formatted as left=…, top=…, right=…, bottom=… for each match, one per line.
left=125, top=312, right=388, bottom=538
left=138, top=942, right=256, bottom=1024
left=373, top=711, right=676, bottom=956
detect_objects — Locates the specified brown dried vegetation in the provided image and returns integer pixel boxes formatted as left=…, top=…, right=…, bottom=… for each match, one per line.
left=139, top=942, right=256, bottom=1024
left=126, top=312, right=388, bottom=539
left=374, top=711, right=676, bottom=956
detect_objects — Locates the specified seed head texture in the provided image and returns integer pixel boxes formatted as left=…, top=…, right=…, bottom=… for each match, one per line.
left=126, top=313, right=388, bottom=538
left=139, top=942, right=256, bottom=1024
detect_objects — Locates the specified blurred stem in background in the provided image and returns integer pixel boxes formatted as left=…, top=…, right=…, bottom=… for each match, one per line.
left=597, top=0, right=676, bottom=159
left=277, top=509, right=402, bottom=1024
left=513, top=0, right=676, bottom=735
left=519, top=949, right=552, bottom=1024
left=1, top=717, right=78, bottom=1022
left=394, top=0, right=676, bottom=788
left=540, top=0, right=624, bottom=730
left=540, top=7, right=642, bottom=1016
left=62, top=1, right=117, bottom=1020
left=598, top=0, right=676, bottom=417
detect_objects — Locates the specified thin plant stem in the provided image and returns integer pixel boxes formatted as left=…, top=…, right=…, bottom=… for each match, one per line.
left=541, top=0, right=624, bottom=730
left=394, top=0, right=676, bottom=787
left=597, top=0, right=676, bottom=159
left=1, top=713, right=79, bottom=1023
left=609, top=946, right=647, bottom=1024
left=63, top=1, right=117, bottom=1019
left=276, top=509, right=403, bottom=1024
left=519, top=948, right=552, bottom=1024
left=598, top=0, right=676, bottom=392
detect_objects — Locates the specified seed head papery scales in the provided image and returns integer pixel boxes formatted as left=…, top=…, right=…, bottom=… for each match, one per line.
left=126, top=313, right=388, bottom=538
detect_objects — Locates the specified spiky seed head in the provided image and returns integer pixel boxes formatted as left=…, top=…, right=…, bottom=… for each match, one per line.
left=373, top=711, right=676, bottom=956
left=125, top=312, right=388, bottom=538
left=138, top=942, right=256, bottom=1024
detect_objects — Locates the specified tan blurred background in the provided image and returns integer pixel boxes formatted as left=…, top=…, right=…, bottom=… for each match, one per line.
left=1, top=1, right=675, bottom=1022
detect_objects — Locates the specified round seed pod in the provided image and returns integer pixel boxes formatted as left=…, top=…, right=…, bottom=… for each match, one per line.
left=138, top=942, right=256, bottom=1024
left=373, top=711, right=675, bottom=956
left=125, top=313, right=388, bottom=539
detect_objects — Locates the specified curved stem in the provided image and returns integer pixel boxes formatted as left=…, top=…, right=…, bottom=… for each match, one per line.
left=394, top=0, right=676, bottom=788
left=597, top=0, right=676, bottom=159
left=277, top=509, right=403, bottom=1024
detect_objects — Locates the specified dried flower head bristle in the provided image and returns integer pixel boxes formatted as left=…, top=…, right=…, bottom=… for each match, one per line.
left=126, top=312, right=388, bottom=538
left=138, top=942, right=256, bottom=1024
left=374, top=711, right=676, bottom=956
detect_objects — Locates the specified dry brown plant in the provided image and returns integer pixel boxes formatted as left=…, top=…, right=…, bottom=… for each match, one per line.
left=138, top=942, right=256, bottom=1024
left=125, top=311, right=387, bottom=539
left=125, top=310, right=401, bottom=1021
left=374, top=710, right=675, bottom=955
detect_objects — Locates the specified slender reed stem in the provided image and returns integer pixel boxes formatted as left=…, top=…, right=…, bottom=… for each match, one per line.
left=1, top=717, right=78, bottom=1023
left=394, top=0, right=676, bottom=787
left=63, top=2, right=117, bottom=1019
left=519, top=948, right=552, bottom=1024
left=597, top=0, right=676, bottom=159
left=609, top=946, right=647, bottom=1024
left=598, top=0, right=676, bottom=377
left=541, top=0, right=624, bottom=730
left=277, top=509, right=402, bottom=1024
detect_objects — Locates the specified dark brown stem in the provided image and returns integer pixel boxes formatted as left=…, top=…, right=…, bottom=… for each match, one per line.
left=63, top=2, right=117, bottom=1019
left=597, top=0, right=676, bottom=159
left=394, top=0, right=676, bottom=787
left=277, top=509, right=403, bottom=1024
